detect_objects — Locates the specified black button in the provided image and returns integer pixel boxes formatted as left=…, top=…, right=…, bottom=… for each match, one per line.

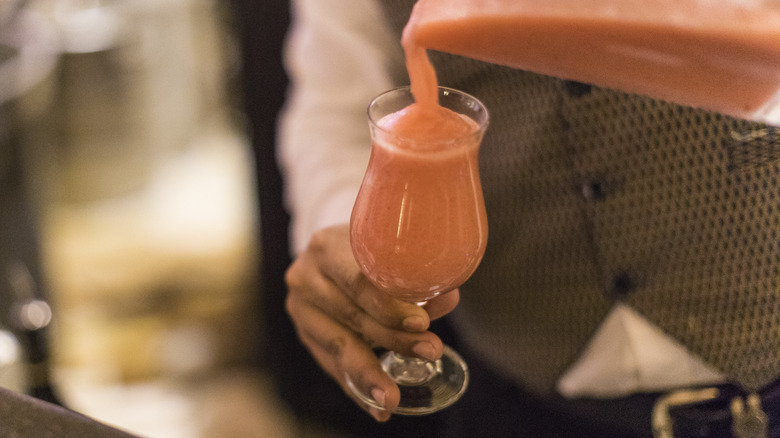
left=563, top=80, right=592, bottom=97
left=607, top=271, right=636, bottom=299
left=581, top=179, right=606, bottom=200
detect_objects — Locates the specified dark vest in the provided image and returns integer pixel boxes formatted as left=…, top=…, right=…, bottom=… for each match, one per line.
left=381, top=0, right=780, bottom=396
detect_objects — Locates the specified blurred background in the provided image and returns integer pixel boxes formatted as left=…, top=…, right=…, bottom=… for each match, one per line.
left=0, top=0, right=329, bottom=436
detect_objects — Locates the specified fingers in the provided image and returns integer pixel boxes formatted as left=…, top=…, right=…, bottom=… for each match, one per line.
left=306, top=227, right=432, bottom=332
left=284, top=224, right=462, bottom=421
left=286, top=268, right=443, bottom=359
left=289, top=298, right=399, bottom=420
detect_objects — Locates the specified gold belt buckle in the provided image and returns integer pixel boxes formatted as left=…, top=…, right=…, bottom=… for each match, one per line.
left=731, top=393, right=769, bottom=438
left=651, top=387, right=769, bottom=438
left=652, top=387, right=720, bottom=438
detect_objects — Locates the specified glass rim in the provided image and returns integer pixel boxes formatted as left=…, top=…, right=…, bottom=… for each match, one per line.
left=367, top=86, right=489, bottom=145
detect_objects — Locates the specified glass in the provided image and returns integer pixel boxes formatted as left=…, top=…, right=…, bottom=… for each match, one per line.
left=347, top=86, right=489, bottom=415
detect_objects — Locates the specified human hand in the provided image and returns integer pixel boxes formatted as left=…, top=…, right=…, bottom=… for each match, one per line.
left=284, top=224, right=460, bottom=421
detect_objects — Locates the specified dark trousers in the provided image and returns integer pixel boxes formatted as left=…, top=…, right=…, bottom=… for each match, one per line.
left=282, top=318, right=778, bottom=438
left=281, top=318, right=653, bottom=438
left=439, top=343, right=654, bottom=438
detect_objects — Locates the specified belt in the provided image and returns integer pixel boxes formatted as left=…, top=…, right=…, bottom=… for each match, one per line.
left=652, top=380, right=780, bottom=438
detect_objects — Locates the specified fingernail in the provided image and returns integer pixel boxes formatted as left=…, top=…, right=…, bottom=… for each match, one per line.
left=370, top=407, right=388, bottom=422
left=370, top=387, right=386, bottom=409
left=402, top=315, right=426, bottom=331
left=412, top=342, right=437, bottom=361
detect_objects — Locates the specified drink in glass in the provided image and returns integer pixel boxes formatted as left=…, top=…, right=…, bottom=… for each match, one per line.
left=348, top=86, right=488, bottom=415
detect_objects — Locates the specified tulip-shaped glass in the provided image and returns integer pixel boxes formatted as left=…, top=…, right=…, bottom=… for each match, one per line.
left=348, top=86, right=489, bottom=415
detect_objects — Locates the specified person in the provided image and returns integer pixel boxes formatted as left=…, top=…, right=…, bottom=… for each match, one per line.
left=278, top=0, right=780, bottom=436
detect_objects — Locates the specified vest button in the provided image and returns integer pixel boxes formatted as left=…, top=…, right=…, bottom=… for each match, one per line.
left=581, top=179, right=606, bottom=200
left=563, top=80, right=592, bottom=97
left=607, top=271, right=636, bottom=299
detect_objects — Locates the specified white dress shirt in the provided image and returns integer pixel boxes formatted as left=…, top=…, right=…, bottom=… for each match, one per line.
left=278, top=0, right=726, bottom=399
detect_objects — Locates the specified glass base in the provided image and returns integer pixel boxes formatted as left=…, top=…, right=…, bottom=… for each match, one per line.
left=346, top=345, right=469, bottom=415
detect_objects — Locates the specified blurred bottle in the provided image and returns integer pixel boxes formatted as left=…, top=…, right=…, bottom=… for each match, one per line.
left=37, top=0, right=232, bottom=203
left=6, top=262, right=63, bottom=406
left=0, top=1, right=64, bottom=406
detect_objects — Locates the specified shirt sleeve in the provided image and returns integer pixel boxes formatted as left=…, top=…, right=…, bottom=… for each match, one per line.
left=279, top=0, right=405, bottom=254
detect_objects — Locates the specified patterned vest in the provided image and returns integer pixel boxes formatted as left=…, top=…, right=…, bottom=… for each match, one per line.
left=381, top=0, right=780, bottom=396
